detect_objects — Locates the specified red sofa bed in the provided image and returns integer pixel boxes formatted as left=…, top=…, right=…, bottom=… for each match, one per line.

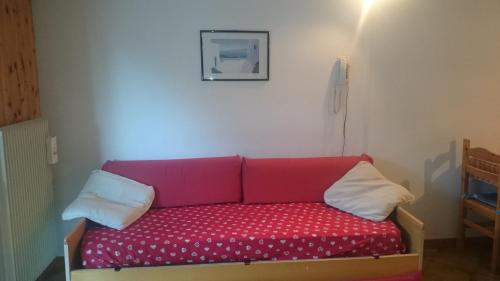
left=65, top=155, right=424, bottom=281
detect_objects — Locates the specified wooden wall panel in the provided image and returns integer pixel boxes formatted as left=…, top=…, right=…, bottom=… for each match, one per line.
left=0, top=0, right=40, bottom=127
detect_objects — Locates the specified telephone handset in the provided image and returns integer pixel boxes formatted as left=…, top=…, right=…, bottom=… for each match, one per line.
left=333, top=56, right=349, bottom=114
left=336, top=56, right=349, bottom=85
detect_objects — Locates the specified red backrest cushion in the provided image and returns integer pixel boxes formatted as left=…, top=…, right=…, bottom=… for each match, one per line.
left=102, top=156, right=242, bottom=208
left=242, top=154, right=373, bottom=204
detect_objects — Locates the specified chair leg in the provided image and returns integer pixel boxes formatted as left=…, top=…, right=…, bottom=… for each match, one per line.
left=491, top=217, right=500, bottom=271
left=457, top=203, right=466, bottom=251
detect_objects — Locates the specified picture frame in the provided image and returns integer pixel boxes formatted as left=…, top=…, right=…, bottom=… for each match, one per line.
left=200, top=30, right=269, bottom=81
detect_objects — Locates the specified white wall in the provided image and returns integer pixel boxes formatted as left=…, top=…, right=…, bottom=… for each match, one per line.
left=32, top=0, right=500, bottom=253
left=363, top=0, right=500, bottom=238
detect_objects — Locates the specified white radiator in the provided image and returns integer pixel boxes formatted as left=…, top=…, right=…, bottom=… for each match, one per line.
left=0, top=119, right=56, bottom=281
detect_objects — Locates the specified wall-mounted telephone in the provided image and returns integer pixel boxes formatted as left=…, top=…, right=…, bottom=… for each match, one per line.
left=333, top=56, right=349, bottom=114
left=336, top=56, right=349, bottom=86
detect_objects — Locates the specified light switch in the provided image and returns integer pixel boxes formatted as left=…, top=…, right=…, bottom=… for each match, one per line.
left=47, top=136, right=58, bottom=165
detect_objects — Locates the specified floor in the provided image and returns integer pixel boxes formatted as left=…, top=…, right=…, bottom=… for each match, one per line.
left=41, top=238, right=500, bottom=281
left=423, top=238, right=500, bottom=281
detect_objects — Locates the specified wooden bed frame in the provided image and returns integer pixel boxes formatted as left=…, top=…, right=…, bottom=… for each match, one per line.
left=64, top=207, right=424, bottom=281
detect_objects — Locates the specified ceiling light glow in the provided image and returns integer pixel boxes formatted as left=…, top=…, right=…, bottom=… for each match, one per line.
left=356, top=0, right=377, bottom=37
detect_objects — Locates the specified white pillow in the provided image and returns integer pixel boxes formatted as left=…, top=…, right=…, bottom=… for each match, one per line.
left=62, top=170, right=155, bottom=230
left=324, top=161, right=415, bottom=221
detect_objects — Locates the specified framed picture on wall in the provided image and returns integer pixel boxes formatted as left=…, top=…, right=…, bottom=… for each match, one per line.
left=200, top=30, right=269, bottom=81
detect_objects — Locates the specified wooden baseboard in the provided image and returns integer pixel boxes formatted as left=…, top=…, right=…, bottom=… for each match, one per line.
left=37, top=256, right=64, bottom=281
left=424, top=238, right=455, bottom=249
left=424, top=237, right=491, bottom=249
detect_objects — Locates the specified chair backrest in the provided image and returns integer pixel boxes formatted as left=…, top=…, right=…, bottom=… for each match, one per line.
left=462, top=139, right=500, bottom=186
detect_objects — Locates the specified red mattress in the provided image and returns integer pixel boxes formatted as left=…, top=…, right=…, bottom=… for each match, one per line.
left=81, top=203, right=405, bottom=269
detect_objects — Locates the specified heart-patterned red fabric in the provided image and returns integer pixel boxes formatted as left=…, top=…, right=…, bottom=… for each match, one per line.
left=81, top=203, right=404, bottom=269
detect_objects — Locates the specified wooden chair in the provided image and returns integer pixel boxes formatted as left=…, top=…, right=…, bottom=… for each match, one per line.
left=457, top=139, right=500, bottom=271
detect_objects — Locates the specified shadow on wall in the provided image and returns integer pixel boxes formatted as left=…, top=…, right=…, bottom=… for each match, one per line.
left=322, top=63, right=345, bottom=156
left=34, top=0, right=104, bottom=253
left=413, top=141, right=460, bottom=238
left=370, top=157, right=417, bottom=195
